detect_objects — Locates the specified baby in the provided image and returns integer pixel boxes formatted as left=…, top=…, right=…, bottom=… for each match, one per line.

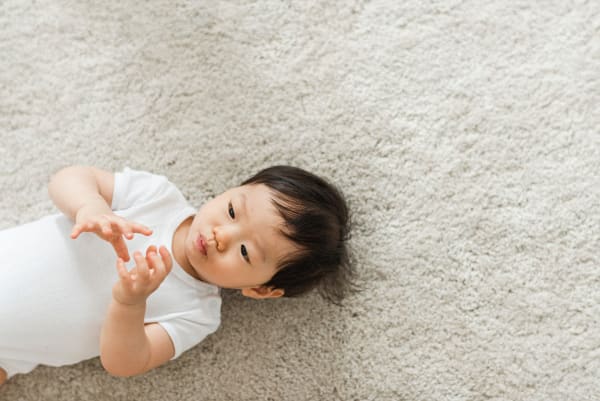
left=0, top=165, right=353, bottom=385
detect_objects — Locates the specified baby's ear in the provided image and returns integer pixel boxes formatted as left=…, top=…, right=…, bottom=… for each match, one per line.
left=241, top=286, right=284, bottom=299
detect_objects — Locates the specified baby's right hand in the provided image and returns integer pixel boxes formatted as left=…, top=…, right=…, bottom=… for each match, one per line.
left=71, top=208, right=153, bottom=262
left=112, top=245, right=173, bottom=306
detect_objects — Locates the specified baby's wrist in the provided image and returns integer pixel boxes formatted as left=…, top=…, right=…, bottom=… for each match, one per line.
left=75, top=196, right=112, bottom=223
left=111, top=294, right=147, bottom=308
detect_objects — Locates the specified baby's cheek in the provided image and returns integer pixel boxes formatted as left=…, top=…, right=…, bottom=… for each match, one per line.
left=222, top=253, right=241, bottom=271
left=220, top=257, right=246, bottom=282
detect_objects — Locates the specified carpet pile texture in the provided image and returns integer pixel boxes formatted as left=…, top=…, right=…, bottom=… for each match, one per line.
left=1, top=1, right=598, bottom=400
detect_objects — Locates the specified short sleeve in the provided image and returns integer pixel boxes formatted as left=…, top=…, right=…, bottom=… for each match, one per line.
left=157, top=296, right=221, bottom=359
left=111, top=167, right=186, bottom=211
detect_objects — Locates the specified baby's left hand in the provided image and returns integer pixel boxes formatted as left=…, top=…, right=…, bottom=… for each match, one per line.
left=112, top=245, right=173, bottom=306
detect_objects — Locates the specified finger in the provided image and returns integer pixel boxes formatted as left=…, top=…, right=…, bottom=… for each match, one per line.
left=130, top=223, right=153, bottom=236
left=71, top=222, right=94, bottom=239
left=83, top=222, right=96, bottom=233
left=109, top=223, right=134, bottom=251
left=109, top=218, right=134, bottom=240
left=100, top=218, right=113, bottom=238
left=146, top=246, right=159, bottom=276
left=71, top=224, right=82, bottom=239
left=112, top=236, right=131, bottom=262
left=109, top=219, right=127, bottom=237
left=134, top=251, right=150, bottom=283
left=147, top=249, right=165, bottom=279
left=116, top=258, right=130, bottom=283
left=159, top=246, right=173, bottom=274
left=119, top=223, right=136, bottom=240
left=146, top=245, right=158, bottom=257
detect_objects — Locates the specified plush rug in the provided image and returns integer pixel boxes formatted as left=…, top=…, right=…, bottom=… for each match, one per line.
left=1, top=1, right=598, bottom=400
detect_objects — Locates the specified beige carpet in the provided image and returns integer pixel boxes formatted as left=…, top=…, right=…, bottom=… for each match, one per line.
left=1, top=1, right=599, bottom=400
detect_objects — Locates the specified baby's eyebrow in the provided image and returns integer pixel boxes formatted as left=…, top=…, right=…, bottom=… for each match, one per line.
left=240, top=192, right=249, bottom=217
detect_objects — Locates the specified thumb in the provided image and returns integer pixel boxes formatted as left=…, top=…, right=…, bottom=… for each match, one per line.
left=70, top=225, right=81, bottom=239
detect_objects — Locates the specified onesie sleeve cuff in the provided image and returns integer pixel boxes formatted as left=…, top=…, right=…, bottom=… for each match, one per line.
left=157, top=321, right=184, bottom=360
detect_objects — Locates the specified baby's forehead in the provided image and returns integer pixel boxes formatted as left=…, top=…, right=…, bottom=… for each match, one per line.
left=237, top=184, right=299, bottom=247
left=231, top=184, right=281, bottom=219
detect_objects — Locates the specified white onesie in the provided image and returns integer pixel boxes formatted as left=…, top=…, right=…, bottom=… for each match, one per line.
left=0, top=168, right=221, bottom=379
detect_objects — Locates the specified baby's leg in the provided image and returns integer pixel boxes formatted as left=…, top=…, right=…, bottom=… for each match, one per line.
left=0, top=367, right=6, bottom=386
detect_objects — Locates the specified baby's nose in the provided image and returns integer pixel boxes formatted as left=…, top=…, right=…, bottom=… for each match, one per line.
left=212, top=226, right=229, bottom=251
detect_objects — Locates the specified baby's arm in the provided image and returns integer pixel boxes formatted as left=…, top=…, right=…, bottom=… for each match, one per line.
left=48, top=166, right=152, bottom=261
left=100, top=245, right=175, bottom=377
left=48, top=165, right=115, bottom=221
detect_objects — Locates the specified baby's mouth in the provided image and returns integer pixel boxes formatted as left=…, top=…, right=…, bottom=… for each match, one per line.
left=195, top=233, right=208, bottom=256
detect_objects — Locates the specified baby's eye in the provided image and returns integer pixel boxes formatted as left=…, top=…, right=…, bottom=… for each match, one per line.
left=228, top=202, right=235, bottom=219
left=241, top=245, right=250, bottom=263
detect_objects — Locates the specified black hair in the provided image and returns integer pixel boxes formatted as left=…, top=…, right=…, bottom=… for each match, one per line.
left=242, top=165, right=357, bottom=304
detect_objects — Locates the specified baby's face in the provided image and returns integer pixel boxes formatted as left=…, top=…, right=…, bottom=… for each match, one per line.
left=182, top=183, right=297, bottom=297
